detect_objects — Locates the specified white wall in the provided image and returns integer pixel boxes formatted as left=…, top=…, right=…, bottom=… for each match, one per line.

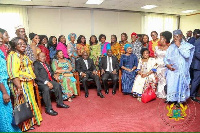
left=28, top=7, right=142, bottom=44
left=180, top=14, right=200, bottom=36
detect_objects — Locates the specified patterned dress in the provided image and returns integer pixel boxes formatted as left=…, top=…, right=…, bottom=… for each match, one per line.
left=0, top=50, right=21, bottom=132
left=7, top=51, right=42, bottom=132
left=120, top=54, right=138, bottom=93
left=155, top=46, right=167, bottom=98
left=25, top=44, right=36, bottom=62
left=132, top=58, right=158, bottom=97
left=67, top=42, right=78, bottom=72
left=90, top=44, right=101, bottom=68
left=111, top=42, right=121, bottom=61
left=119, top=41, right=129, bottom=57
left=51, top=59, right=77, bottom=99
left=149, top=39, right=160, bottom=57
left=131, top=40, right=142, bottom=59
left=76, top=43, right=90, bottom=56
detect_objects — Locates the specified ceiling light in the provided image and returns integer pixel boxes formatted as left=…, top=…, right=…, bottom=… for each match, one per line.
left=182, top=10, right=196, bottom=13
left=86, top=0, right=104, bottom=5
left=141, top=5, right=157, bottom=9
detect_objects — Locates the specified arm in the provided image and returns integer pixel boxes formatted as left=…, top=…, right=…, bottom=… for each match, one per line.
left=178, top=43, right=194, bottom=59
left=75, top=59, right=82, bottom=73
left=99, top=57, right=104, bottom=71
left=195, top=44, right=200, bottom=60
left=33, top=62, right=48, bottom=84
left=91, top=59, right=97, bottom=71
left=114, top=56, right=119, bottom=72
left=0, top=82, right=10, bottom=103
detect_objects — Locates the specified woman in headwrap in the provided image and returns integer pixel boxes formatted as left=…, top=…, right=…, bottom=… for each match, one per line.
left=67, top=33, right=78, bottom=72
left=119, top=44, right=138, bottom=94
left=132, top=48, right=158, bottom=102
left=130, top=32, right=142, bottom=59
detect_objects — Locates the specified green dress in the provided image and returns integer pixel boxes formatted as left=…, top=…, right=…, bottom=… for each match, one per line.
left=51, top=59, right=77, bottom=99
left=90, top=44, right=101, bottom=69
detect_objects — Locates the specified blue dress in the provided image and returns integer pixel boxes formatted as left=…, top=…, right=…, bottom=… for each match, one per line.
left=48, top=46, right=57, bottom=60
left=120, top=54, right=138, bottom=93
left=164, top=40, right=195, bottom=102
left=0, top=50, right=21, bottom=132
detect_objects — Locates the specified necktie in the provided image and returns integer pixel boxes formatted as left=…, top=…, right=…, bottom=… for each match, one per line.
left=43, top=63, right=53, bottom=81
left=108, top=57, right=112, bottom=72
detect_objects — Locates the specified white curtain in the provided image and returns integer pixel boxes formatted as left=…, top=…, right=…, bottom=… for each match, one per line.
left=0, top=6, right=29, bottom=39
left=141, top=13, right=178, bottom=37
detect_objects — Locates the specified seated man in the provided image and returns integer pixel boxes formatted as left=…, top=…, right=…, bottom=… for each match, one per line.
left=34, top=52, right=69, bottom=116
left=76, top=51, right=104, bottom=98
left=99, top=49, right=119, bottom=95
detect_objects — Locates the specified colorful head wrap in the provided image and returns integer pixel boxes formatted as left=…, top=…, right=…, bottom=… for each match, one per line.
left=68, top=33, right=77, bottom=41
left=124, top=44, right=132, bottom=52
left=131, top=32, right=138, bottom=38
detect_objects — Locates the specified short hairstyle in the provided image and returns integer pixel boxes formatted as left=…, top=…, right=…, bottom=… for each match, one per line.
left=58, top=35, right=65, bottom=42
left=121, top=33, right=128, bottom=40
left=77, top=35, right=86, bottom=44
left=161, top=31, right=172, bottom=44
left=55, top=50, right=63, bottom=59
left=99, top=34, right=106, bottom=41
left=89, top=35, right=98, bottom=46
left=47, top=36, right=57, bottom=49
left=39, top=35, right=48, bottom=44
left=141, top=48, right=150, bottom=57
left=10, top=37, right=26, bottom=51
left=151, top=31, right=158, bottom=35
left=111, top=35, right=117, bottom=42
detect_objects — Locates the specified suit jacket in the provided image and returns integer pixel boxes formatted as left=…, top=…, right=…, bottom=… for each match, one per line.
left=75, top=57, right=96, bottom=74
left=33, top=60, right=54, bottom=85
left=191, top=38, right=200, bottom=70
left=99, top=55, right=119, bottom=72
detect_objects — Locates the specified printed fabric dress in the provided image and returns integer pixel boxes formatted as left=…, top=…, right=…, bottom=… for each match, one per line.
left=132, top=58, right=158, bottom=97
left=0, top=50, right=21, bottom=132
left=111, top=42, right=121, bottom=61
left=76, top=43, right=90, bottom=56
left=131, top=40, right=142, bottom=59
left=155, top=46, right=167, bottom=98
left=51, top=59, right=77, bottom=99
left=90, top=44, right=101, bottom=69
left=7, top=51, right=42, bottom=132
left=119, top=54, right=138, bottom=93
left=67, top=42, right=78, bottom=72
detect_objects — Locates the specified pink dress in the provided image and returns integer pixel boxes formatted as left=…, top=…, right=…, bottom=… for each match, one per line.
left=56, top=42, right=69, bottom=58
left=0, top=44, right=8, bottom=59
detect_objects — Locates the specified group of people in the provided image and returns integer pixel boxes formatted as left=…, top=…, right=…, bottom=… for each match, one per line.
left=0, top=24, right=200, bottom=132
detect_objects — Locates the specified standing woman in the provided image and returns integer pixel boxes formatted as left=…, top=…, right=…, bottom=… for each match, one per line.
left=120, top=44, right=138, bottom=94
left=0, top=37, right=21, bottom=132
left=111, top=35, right=121, bottom=61
left=99, top=34, right=111, bottom=56
left=51, top=50, right=77, bottom=102
left=76, top=35, right=90, bottom=57
left=119, top=33, right=129, bottom=56
left=38, top=35, right=50, bottom=64
left=0, top=28, right=10, bottom=58
left=7, top=37, right=42, bottom=131
left=29, top=33, right=41, bottom=61
left=155, top=31, right=172, bottom=99
left=142, top=34, right=149, bottom=49
left=67, top=33, right=78, bottom=71
left=132, top=48, right=158, bottom=101
left=56, top=35, right=69, bottom=59
left=149, top=31, right=160, bottom=57
left=89, top=35, right=101, bottom=68
left=47, top=36, right=57, bottom=61
left=130, top=32, right=142, bottom=59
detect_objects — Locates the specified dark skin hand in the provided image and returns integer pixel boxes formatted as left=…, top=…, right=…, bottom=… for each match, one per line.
left=12, top=78, right=23, bottom=95
left=0, top=83, right=10, bottom=103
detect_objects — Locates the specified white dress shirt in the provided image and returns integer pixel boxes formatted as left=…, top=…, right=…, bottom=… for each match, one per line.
left=106, top=56, right=113, bottom=72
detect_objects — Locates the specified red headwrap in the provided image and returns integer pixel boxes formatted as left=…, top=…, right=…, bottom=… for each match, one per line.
left=131, top=32, right=138, bottom=38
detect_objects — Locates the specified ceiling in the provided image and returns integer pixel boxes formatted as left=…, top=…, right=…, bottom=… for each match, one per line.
left=0, top=0, right=200, bottom=15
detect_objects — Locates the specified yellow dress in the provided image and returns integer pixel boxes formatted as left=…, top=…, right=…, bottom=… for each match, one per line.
left=90, top=44, right=101, bottom=64
left=111, top=42, right=121, bottom=60
left=7, top=51, right=42, bottom=131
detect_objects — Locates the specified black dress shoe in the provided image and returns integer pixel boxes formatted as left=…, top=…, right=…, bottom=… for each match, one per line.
left=112, top=90, right=116, bottom=95
left=57, top=103, right=70, bottom=108
left=45, top=109, right=58, bottom=116
left=85, top=93, right=89, bottom=98
left=105, top=90, right=109, bottom=94
left=97, top=92, right=105, bottom=98
left=191, top=97, right=200, bottom=103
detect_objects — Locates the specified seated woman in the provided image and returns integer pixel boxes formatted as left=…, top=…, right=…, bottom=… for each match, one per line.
left=51, top=50, right=77, bottom=102
left=132, top=48, right=158, bottom=101
left=120, top=44, right=138, bottom=95
left=7, top=37, right=42, bottom=131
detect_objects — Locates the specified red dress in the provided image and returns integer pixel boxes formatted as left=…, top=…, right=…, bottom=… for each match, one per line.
left=148, top=39, right=160, bottom=57
left=0, top=44, right=9, bottom=59
left=38, top=44, right=50, bottom=64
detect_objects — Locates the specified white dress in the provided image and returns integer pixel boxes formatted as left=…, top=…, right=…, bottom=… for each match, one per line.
left=155, top=46, right=167, bottom=98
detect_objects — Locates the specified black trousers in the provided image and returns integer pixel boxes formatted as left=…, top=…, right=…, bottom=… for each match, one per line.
left=190, top=69, right=200, bottom=97
left=81, top=72, right=102, bottom=94
left=38, top=81, right=63, bottom=110
left=102, top=71, right=118, bottom=91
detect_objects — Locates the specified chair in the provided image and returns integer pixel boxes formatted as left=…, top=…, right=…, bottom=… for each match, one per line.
left=75, top=71, right=101, bottom=96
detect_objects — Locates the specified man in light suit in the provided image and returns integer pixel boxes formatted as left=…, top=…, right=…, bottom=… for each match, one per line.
left=99, top=50, right=119, bottom=95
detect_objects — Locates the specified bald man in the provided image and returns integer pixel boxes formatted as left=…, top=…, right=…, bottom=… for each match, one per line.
left=34, top=52, right=69, bottom=116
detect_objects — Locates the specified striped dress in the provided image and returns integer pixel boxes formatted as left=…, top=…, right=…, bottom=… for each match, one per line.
left=7, top=51, right=42, bottom=131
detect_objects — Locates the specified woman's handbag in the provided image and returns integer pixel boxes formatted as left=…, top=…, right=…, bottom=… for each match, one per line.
left=141, top=84, right=156, bottom=103
left=12, top=94, right=34, bottom=125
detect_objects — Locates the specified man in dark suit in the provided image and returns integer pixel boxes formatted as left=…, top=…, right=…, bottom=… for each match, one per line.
left=34, top=52, right=69, bottom=116
left=99, top=49, right=119, bottom=95
left=76, top=51, right=104, bottom=98
left=190, top=29, right=200, bottom=103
